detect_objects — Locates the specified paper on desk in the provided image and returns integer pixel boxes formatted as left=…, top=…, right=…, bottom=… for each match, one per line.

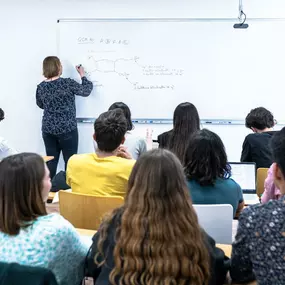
left=52, top=189, right=72, bottom=203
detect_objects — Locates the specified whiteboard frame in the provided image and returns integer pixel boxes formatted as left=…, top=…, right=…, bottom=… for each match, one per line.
left=57, top=17, right=285, bottom=125
left=58, top=18, right=285, bottom=22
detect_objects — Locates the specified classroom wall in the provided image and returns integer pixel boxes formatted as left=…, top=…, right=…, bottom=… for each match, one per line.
left=0, top=0, right=284, bottom=163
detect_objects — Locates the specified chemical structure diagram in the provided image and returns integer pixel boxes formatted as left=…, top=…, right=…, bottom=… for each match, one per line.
left=86, top=56, right=142, bottom=87
left=85, top=55, right=184, bottom=90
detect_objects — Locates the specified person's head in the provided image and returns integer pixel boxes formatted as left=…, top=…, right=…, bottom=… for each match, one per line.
left=0, top=153, right=51, bottom=236
left=96, top=149, right=210, bottom=284
left=245, top=107, right=275, bottom=132
left=271, top=128, right=285, bottom=194
left=185, top=129, right=231, bottom=186
left=168, top=102, right=200, bottom=164
left=108, top=102, right=134, bottom=131
left=0, top=108, right=4, bottom=122
left=42, top=56, right=62, bottom=79
left=94, top=109, right=128, bottom=152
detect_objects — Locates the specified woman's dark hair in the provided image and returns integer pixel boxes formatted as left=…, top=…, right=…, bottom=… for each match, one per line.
left=185, top=129, right=231, bottom=186
left=95, top=149, right=210, bottom=285
left=108, top=102, right=134, bottom=131
left=0, top=153, right=47, bottom=235
left=245, top=107, right=274, bottom=130
left=0, top=108, right=4, bottom=122
left=168, top=102, right=200, bottom=164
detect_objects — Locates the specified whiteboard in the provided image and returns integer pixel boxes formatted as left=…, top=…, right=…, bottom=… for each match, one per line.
left=58, top=19, right=285, bottom=121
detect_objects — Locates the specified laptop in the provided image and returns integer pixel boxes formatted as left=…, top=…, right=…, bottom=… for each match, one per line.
left=229, top=162, right=260, bottom=204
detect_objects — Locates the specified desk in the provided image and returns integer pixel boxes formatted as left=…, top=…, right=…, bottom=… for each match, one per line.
left=43, top=156, right=54, bottom=162
left=77, top=228, right=96, bottom=247
left=217, top=244, right=232, bottom=257
left=77, top=229, right=234, bottom=257
left=77, top=228, right=96, bottom=237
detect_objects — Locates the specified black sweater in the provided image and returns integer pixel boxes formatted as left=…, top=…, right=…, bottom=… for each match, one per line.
left=157, top=130, right=173, bottom=149
left=241, top=131, right=276, bottom=169
left=87, top=213, right=229, bottom=285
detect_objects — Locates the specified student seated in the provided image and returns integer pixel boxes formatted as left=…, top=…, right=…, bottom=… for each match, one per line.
left=231, top=128, right=285, bottom=284
left=241, top=107, right=275, bottom=168
left=0, top=108, right=17, bottom=160
left=185, top=129, right=244, bottom=218
left=157, top=102, right=200, bottom=164
left=87, top=149, right=229, bottom=285
left=0, top=153, right=88, bottom=285
left=67, top=109, right=135, bottom=197
left=261, top=163, right=281, bottom=203
left=94, top=102, right=147, bottom=160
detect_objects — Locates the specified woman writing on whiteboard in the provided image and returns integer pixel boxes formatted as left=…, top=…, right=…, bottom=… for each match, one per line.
left=36, top=56, right=93, bottom=179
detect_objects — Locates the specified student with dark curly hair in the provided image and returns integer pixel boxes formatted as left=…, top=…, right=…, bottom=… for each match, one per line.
left=0, top=108, right=17, bottom=160
left=185, top=129, right=244, bottom=218
left=241, top=107, right=276, bottom=168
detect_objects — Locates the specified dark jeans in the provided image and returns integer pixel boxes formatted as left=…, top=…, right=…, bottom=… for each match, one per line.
left=42, top=129, right=78, bottom=179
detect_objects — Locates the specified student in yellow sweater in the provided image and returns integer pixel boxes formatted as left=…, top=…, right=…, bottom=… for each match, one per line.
left=66, top=109, right=135, bottom=198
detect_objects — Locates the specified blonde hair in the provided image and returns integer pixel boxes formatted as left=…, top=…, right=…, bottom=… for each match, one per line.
left=96, top=149, right=210, bottom=285
left=43, top=56, right=61, bottom=78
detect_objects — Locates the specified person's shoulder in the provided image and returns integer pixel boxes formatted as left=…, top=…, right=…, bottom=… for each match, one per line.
left=186, top=179, right=200, bottom=190
left=36, top=213, right=75, bottom=236
left=118, top=157, right=136, bottom=168
left=241, top=198, right=285, bottom=221
left=246, top=131, right=276, bottom=140
left=244, top=133, right=257, bottom=141
left=225, top=178, right=241, bottom=188
left=158, top=130, right=172, bottom=139
left=69, top=153, right=94, bottom=164
left=36, top=213, right=71, bottom=228
left=37, top=81, right=47, bottom=88
left=60, top=77, right=73, bottom=83
left=126, top=132, right=146, bottom=144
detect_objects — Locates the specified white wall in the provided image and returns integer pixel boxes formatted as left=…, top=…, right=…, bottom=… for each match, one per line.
left=1, top=0, right=284, bottom=162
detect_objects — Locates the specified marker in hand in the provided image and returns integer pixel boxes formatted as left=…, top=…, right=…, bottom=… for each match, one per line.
left=76, top=64, right=85, bottom=77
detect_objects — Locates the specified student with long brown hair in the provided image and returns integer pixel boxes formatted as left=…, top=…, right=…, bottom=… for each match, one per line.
left=157, top=102, right=200, bottom=164
left=0, top=153, right=88, bottom=285
left=87, top=149, right=229, bottom=285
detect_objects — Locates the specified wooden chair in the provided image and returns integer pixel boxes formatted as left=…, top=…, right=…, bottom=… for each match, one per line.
left=256, top=168, right=269, bottom=198
left=59, top=191, right=124, bottom=230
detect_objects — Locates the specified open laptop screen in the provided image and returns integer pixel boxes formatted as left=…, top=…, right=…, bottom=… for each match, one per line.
left=229, top=163, right=256, bottom=194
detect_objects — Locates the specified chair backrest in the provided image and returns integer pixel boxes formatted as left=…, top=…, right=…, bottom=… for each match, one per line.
left=256, top=168, right=269, bottom=197
left=193, top=204, right=233, bottom=244
left=59, top=191, right=124, bottom=230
